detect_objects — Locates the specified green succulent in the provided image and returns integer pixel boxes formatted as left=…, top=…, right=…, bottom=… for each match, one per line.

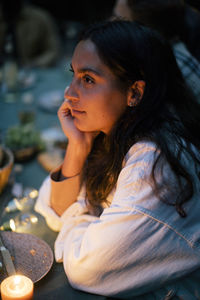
left=5, top=124, right=45, bottom=151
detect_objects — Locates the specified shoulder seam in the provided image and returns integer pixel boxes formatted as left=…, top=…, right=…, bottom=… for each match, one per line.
left=132, top=206, right=198, bottom=250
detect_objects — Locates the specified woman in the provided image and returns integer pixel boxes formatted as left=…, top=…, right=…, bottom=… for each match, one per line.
left=35, top=20, right=200, bottom=299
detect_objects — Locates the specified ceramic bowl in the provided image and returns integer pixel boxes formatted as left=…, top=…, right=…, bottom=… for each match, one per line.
left=0, top=147, right=14, bottom=194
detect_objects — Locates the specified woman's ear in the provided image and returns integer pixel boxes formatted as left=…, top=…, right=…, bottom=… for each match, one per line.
left=127, top=80, right=146, bottom=107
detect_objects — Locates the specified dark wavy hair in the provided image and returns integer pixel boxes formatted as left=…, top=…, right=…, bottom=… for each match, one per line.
left=79, top=20, right=200, bottom=217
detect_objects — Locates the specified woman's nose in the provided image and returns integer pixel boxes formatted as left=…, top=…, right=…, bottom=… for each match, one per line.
left=64, top=84, right=79, bottom=101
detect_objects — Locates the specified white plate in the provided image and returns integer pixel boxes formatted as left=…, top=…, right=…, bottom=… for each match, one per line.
left=0, top=231, right=54, bottom=283
left=41, top=127, right=67, bottom=146
left=38, top=90, right=64, bottom=113
left=18, top=70, right=36, bottom=90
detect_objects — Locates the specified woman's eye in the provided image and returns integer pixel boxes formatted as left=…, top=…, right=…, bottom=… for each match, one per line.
left=82, top=75, right=94, bottom=84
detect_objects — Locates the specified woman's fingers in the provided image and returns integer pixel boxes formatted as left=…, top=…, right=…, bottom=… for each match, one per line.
left=57, top=97, right=100, bottom=150
left=58, top=99, right=71, bottom=119
left=64, top=86, right=69, bottom=99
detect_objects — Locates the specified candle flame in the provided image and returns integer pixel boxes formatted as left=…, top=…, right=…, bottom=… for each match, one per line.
left=13, top=276, right=21, bottom=285
left=1, top=274, right=34, bottom=298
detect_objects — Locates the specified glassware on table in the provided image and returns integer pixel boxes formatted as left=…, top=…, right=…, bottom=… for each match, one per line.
left=0, top=211, right=47, bottom=238
left=5, top=187, right=38, bottom=213
left=0, top=213, right=38, bottom=232
left=9, top=212, right=39, bottom=233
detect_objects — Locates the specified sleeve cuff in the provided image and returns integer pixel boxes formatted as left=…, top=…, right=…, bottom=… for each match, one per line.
left=34, top=173, right=88, bottom=232
left=50, top=165, right=67, bottom=181
left=34, top=176, right=63, bottom=232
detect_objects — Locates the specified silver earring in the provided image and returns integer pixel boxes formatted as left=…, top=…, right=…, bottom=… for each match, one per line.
left=129, top=101, right=134, bottom=107
left=129, top=93, right=141, bottom=107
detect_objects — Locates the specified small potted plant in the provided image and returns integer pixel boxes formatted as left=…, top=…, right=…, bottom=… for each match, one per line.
left=4, top=124, right=45, bottom=162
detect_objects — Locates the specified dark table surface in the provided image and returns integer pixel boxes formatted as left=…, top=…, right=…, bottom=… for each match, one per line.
left=0, top=63, right=112, bottom=300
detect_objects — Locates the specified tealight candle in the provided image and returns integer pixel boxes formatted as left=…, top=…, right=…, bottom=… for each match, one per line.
left=0, top=275, right=33, bottom=300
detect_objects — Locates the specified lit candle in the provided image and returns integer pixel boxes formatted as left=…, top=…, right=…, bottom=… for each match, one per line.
left=0, top=275, right=33, bottom=300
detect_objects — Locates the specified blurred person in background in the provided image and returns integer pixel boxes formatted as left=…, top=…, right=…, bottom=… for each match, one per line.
left=112, top=0, right=200, bottom=101
left=185, top=0, right=200, bottom=12
left=182, top=3, right=200, bottom=62
left=29, top=0, right=116, bottom=55
left=0, top=0, right=61, bottom=68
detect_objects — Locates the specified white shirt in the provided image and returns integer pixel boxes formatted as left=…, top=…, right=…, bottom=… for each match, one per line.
left=35, top=141, right=200, bottom=299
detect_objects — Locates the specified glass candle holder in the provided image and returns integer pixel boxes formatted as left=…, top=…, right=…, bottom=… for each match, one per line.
left=1, top=275, right=33, bottom=300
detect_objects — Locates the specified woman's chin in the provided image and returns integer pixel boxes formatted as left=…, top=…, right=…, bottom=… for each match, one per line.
left=74, top=121, right=97, bottom=133
left=74, top=119, right=90, bottom=132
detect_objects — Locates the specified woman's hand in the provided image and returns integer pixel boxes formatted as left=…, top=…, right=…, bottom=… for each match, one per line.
left=58, top=99, right=98, bottom=154
left=57, top=99, right=99, bottom=177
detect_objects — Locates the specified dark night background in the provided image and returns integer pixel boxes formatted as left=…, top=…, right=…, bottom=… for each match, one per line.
left=28, top=0, right=200, bottom=43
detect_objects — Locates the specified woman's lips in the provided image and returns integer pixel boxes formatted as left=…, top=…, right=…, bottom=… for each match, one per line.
left=71, top=109, right=85, bottom=116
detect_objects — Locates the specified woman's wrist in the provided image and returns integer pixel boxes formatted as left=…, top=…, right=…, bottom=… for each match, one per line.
left=51, top=167, right=80, bottom=182
left=61, top=143, right=88, bottom=177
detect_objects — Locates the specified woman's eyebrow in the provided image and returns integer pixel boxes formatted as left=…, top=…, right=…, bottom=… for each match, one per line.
left=70, top=63, right=103, bottom=77
left=78, top=67, right=103, bottom=77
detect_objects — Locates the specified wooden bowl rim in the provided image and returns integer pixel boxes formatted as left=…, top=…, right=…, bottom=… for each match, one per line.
left=0, top=146, right=14, bottom=170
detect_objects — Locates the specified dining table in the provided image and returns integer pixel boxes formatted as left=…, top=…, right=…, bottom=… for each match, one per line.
left=0, top=61, right=115, bottom=300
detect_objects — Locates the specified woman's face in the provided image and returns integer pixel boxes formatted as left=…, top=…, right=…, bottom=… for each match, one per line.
left=65, top=39, right=128, bottom=134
